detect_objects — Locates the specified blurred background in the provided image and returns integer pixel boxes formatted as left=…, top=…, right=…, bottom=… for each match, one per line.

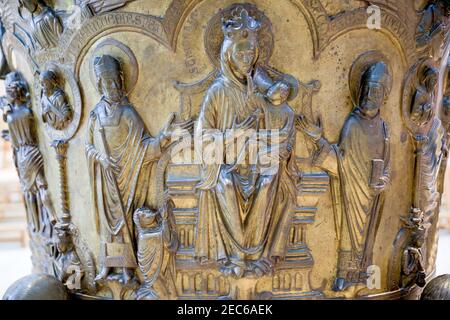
left=0, top=79, right=449, bottom=297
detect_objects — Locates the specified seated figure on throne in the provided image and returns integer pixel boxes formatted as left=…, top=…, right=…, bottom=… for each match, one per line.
left=194, top=7, right=299, bottom=278
left=19, top=0, right=63, bottom=50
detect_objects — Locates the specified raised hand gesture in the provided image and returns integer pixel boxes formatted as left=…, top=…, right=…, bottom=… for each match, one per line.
left=295, top=114, right=323, bottom=143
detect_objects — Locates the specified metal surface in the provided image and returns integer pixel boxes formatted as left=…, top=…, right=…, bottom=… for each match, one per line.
left=0, top=0, right=449, bottom=300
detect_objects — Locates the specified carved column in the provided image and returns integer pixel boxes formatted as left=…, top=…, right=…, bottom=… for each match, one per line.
left=51, top=140, right=70, bottom=223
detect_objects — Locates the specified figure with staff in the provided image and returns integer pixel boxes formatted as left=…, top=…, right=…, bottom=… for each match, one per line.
left=85, top=54, right=174, bottom=284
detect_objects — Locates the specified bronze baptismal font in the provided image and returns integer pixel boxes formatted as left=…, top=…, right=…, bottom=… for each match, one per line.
left=0, top=0, right=450, bottom=300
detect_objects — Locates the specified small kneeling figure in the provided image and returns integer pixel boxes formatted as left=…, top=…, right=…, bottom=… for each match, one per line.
left=133, top=203, right=178, bottom=300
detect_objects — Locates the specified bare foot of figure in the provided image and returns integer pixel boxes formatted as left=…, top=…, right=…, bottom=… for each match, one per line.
left=220, top=263, right=244, bottom=278
left=122, top=268, right=135, bottom=284
left=94, top=267, right=110, bottom=282
left=249, top=258, right=273, bottom=277
left=332, top=277, right=346, bottom=292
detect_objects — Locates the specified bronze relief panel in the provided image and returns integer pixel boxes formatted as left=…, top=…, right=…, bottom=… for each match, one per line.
left=0, top=0, right=448, bottom=300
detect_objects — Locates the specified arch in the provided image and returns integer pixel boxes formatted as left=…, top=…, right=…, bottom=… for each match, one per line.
left=58, top=12, right=170, bottom=80
left=166, top=0, right=321, bottom=59
left=325, top=9, right=416, bottom=68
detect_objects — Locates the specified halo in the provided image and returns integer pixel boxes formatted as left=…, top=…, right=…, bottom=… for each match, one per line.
left=349, top=51, right=392, bottom=107
left=89, top=38, right=138, bottom=95
left=204, top=3, right=274, bottom=69
left=37, top=61, right=82, bottom=141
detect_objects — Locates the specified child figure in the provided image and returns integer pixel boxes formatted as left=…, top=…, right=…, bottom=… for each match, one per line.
left=258, top=80, right=295, bottom=174
left=257, top=80, right=299, bottom=264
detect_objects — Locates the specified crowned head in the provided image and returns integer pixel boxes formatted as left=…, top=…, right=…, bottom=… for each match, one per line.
left=222, top=7, right=261, bottom=43
left=221, top=7, right=261, bottom=77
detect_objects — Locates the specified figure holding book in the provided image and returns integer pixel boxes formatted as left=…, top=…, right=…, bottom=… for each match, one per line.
left=296, top=60, right=391, bottom=295
left=85, top=55, right=171, bottom=284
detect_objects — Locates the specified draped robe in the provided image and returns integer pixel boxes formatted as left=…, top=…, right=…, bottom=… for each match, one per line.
left=417, top=118, right=445, bottom=273
left=313, top=109, right=390, bottom=283
left=417, top=118, right=445, bottom=217
left=261, top=103, right=299, bottom=261
left=41, top=89, right=73, bottom=130
left=4, top=104, right=54, bottom=234
left=32, top=7, right=63, bottom=49
left=134, top=209, right=178, bottom=300
left=194, top=45, right=294, bottom=268
left=86, top=98, right=161, bottom=268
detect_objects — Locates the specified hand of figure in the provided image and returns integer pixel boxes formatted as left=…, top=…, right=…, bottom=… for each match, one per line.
left=247, top=91, right=264, bottom=110
left=235, top=114, right=257, bottom=132
left=371, top=175, right=389, bottom=194
left=295, top=115, right=323, bottom=142
left=164, top=118, right=195, bottom=138
left=0, top=97, right=7, bottom=110
left=161, top=113, right=176, bottom=137
left=413, top=134, right=429, bottom=148
left=175, top=118, right=195, bottom=131
left=100, top=156, right=120, bottom=175
left=246, top=71, right=256, bottom=96
left=278, top=143, right=293, bottom=159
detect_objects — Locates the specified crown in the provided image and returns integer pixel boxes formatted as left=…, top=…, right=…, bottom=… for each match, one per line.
left=221, top=7, right=261, bottom=41
left=94, top=54, right=122, bottom=78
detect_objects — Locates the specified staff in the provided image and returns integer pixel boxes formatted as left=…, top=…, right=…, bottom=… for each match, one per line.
left=98, top=125, right=137, bottom=262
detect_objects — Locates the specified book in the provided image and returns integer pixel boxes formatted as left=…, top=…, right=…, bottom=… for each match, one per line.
left=370, top=159, right=384, bottom=187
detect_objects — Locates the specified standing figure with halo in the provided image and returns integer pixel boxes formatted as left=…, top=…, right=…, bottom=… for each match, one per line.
left=85, top=51, right=175, bottom=285
left=297, top=52, right=392, bottom=296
